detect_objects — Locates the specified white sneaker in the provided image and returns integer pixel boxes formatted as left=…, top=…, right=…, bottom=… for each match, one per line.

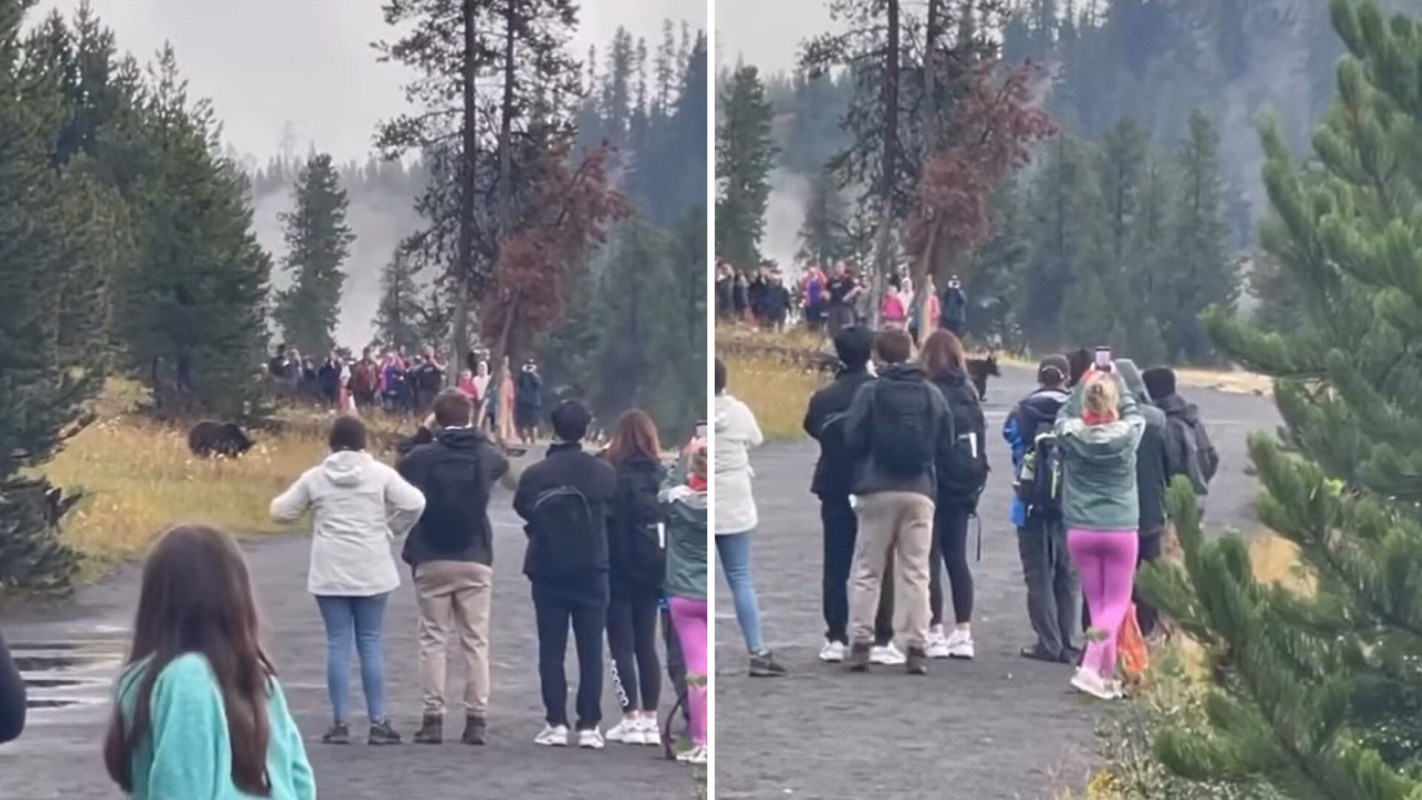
left=677, top=744, right=709, bottom=765
left=639, top=717, right=661, bottom=747
left=870, top=642, right=906, bottom=665
left=605, top=718, right=639, bottom=744
left=946, top=628, right=976, bottom=660
left=1071, top=667, right=1117, bottom=700
left=819, top=640, right=846, bottom=662
left=926, top=630, right=951, bottom=659
left=535, top=723, right=570, bottom=746
left=577, top=727, right=606, bottom=749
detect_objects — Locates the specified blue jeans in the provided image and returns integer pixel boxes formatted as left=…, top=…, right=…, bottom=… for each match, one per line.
left=715, top=532, right=766, bottom=654
left=315, top=593, right=390, bottom=724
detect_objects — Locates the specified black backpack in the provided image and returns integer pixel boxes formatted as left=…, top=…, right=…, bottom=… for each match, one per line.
left=871, top=379, right=937, bottom=477
left=616, top=465, right=666, bottom=583
left=1014, top=426, right=1064, bottom=519
left=524, top=484, right=598, bottom=579
left=419, top=446, right=488, bottom=552
left=936, top=379, right=989, bottom=503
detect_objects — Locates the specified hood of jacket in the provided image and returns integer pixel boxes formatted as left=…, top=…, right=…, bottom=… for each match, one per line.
left=1115, top=359, right=1151, bottom=404
left=435, top=426, right=487, bottom=450
left=321, top=450, right=371, bottom=487
left=878, top=363, right=927, bottom=384
left=1155, top=393, right=1201, bottom=424
left=1018, top=387, right=1069, bottom=433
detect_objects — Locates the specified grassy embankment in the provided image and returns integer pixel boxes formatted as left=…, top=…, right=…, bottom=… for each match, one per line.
left=37, top=380, right=423, bottom=582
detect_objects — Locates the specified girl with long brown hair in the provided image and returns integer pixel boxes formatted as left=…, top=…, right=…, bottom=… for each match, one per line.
left=103, top=525, right=314, bottom=798
left=602, top=409, right=667, bottom=746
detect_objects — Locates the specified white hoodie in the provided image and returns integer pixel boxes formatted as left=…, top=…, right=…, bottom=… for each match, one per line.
left=270, top=450, right=426, bottom=596
left=714, top=393, right=764, bottom=535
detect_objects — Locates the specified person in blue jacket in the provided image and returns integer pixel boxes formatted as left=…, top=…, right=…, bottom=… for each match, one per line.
left=1003, top=355, right=1080, bottom=664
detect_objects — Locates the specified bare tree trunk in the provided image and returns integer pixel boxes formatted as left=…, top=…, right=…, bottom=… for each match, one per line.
left=483, top=3, right=519, bottom=439
left=871, top=0, right=901, bottom=330
left=451, top=0, right=478, bottom=387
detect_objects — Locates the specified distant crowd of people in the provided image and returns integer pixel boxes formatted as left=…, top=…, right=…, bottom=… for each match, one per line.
left=265, top=343, right=550, bottom=445
left=714, top=325, right=1218, bottom=701
left=0, top=391, right=708, bottom=796
left=715, top=261, right=970, bottom=343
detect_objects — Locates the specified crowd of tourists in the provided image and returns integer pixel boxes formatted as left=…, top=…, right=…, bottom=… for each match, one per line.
left=265, top=343, right=549, bottom=444
left=0, top=390, right=707, bottom=797
left=715, top=260, right=969, bottom=342
left=714, top=324, right=1217, bottom=699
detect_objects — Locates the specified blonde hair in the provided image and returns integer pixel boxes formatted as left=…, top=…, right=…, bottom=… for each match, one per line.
left=689, top=444, right=708, bottom=480
left=1084, top=373, right=1120, bottom=421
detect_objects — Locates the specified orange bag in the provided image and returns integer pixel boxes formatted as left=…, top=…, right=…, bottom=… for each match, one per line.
left=1117, top=602, right=1150, bottom=692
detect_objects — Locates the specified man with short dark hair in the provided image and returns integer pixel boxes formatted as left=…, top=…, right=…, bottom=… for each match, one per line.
left=803, top=326, right=895, bottom=663
left=399, top=388, right=509, bottom=746
left=514, top=399, right=618, bottom=748
left=840, top=328, right=953, bottom=674
left=1141, top=367, right=1220, bottom=504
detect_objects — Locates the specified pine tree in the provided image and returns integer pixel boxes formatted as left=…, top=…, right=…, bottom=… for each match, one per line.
left=373, top=250, right=422, bottom=353
left=1021, top=132, right=1106, bottom=348
left=797, top=166, right=851, bottom=267
left=273, top=152, right=354, bottom=356
left=715, top=63, right=777, bottom=269
left=1140, top=2, right=1422, bottom=796
left=1161, top=109, right=1236, bottom=363
left=112, top=46, right=271, bottom=418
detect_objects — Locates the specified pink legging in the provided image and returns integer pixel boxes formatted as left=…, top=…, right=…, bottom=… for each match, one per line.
left=668, top=596, right=707, bottom=747
left=1066, top=529, right=1139, bottom=680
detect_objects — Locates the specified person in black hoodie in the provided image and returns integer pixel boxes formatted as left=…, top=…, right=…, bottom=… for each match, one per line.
left=1141, top=367, right=1220, bottom=506
left=514, top=399, right=618, bottom=749
left=1117, top=360, right=1173, bottom=638
left=0, top=627, right=24, bottom=744
left=398, top=389, right=510, bottom=746
left=601, top=409, right=666, bottom=747
left=802, top=326, right=894, bottom=664
left=840, top=328, right=954, bottom=675
left=919, top=330, right=989, bottom=660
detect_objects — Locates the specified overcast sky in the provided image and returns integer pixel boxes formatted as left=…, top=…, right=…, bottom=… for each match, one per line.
left=38, top=0, right=706, bottom=162
left=717, top=0, right=829, bottom=75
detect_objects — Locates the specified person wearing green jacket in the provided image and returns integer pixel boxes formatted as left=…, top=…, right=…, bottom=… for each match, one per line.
left=662, top=443, right=708, bottom=766
left=103, top=525, right=314, bottom=800
left=1054, top=367, right=1145, bottom=701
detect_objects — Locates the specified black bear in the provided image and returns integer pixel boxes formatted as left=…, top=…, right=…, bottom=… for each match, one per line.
left=966, top=353, right=1001, bottom=401
left=187, top=421, right=255, bottom=459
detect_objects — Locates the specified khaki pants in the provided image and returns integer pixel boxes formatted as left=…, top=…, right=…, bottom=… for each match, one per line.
left=849, top=491, right=935, bottom=651
left=415, top=560, right=493, bottom=717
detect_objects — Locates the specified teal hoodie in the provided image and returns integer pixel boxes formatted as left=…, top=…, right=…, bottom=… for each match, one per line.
left=114, top=653, right=315, bottom=800
left=1053, top=371, right=1146, bottom=532
left=660, top=454, right=707, bottom=601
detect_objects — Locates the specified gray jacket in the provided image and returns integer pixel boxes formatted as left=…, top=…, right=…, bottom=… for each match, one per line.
left=1117, top=360, right=1171, bottom=536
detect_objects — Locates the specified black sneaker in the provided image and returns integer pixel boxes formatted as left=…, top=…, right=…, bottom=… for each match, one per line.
left=322, top=722, right=351, bottom=745
left=461, top=715, right=487, bottom=745
left=905, top=647, right=929, bottom=675
left=413, top=715, right=443, bottom=745
left=749, top=651, right=787, bottom=677
left=846, top=642, right=872, bottom=672
left=368, top=720, right=402, bottom=746
left=1020, top=644, right=1063, bottom=663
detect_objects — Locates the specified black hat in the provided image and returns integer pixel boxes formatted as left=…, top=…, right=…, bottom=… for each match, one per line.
left=1038, top=355, right=1070, bottom=385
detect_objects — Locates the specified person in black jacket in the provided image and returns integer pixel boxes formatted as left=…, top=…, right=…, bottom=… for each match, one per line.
left=398, top=389, right=510, bottom=746
left=601, top=410, right=666, bottom=747
left=920, top=330, right=989, bottom=661
left=513, top=400, right=618, bottom=749
left=802, top=326, right=896, bottom=664
left=1118, top=361, right=1173, bottom=638
left=0, top=628, right=24, bottom=745
left=840, top=328, right=955, bottom=675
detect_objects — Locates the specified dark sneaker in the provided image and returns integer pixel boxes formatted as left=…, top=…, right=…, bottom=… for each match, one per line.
left=413, top=715, right=443, bottom=745
left=1020, top=644, right=1063, bottom=663
left=461, top=715, right=487, bottom=745
left=322, top=722, right=351, bottom=745
left=749, top=651, right=787, bottom=677
left=846, top=642, right=872, bottom=672
left=905, top=647, right=929, bottom=675
left=368, top=720, right=402, bottom=746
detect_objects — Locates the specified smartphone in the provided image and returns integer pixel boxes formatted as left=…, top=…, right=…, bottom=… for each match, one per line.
left=1093, top=346, right=1113, bottom=372
left=694, top=420, right=708, bottom=440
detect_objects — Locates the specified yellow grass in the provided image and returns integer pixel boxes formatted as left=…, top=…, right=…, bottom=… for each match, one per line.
left=720, top=353, right=825, bottom=440
left=995, top=353, right=1274, bottom=397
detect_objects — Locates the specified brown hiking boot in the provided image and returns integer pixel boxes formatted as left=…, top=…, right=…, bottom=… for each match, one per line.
left=412, top=714, right=443, bottom=745
left=906, top=647, right=929, bottom=675
left=461, top=715, right=487, bottom=745
left=846, top=642, right=872, bottom=672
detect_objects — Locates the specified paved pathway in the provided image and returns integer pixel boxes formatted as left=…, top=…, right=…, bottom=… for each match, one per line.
left=713, top=366, right=1279, bottom=800
left=2, top=485, right=691, bottom=799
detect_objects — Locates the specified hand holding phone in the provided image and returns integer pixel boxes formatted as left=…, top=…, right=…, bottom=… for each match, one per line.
left=1093, top=346, right=1113, bottom=373
left=694, top=420, right=708, bottom=440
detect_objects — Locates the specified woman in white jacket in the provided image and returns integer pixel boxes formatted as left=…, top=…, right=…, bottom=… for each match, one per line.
left=271, top=415, right=426, bottom=745
left=714, top=359, right=787, bottom=677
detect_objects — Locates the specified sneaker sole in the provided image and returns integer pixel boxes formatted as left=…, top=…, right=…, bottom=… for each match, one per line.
left=536, top=739, right=569, bottom=747
left=948, top=652, right=975, bottom=660
left=1070, top=674, right=1117, bottom=700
